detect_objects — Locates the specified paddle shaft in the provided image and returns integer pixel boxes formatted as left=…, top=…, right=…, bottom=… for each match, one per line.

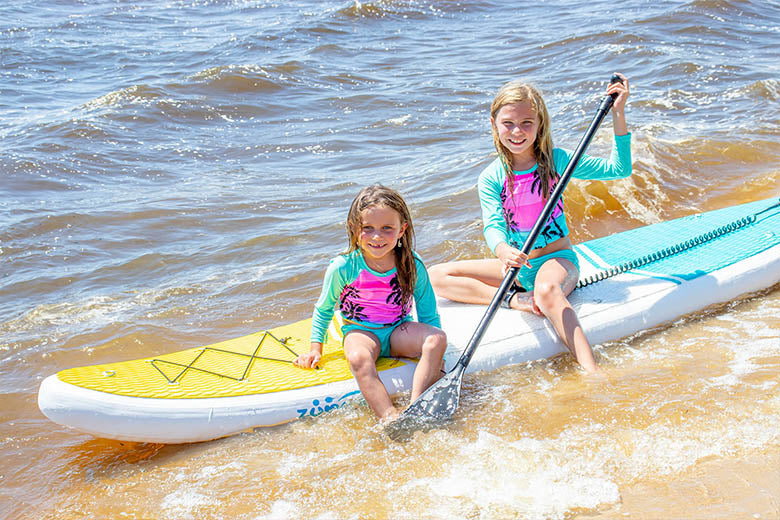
left=453, top=77, right=622, bottom=373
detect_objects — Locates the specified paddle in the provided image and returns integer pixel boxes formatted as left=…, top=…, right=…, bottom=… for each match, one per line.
left=386, top=74, right=624, bottom=441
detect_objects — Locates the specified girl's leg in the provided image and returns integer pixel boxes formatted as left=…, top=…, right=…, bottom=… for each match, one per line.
left=343, top=330, right=397, bottom=420
left=533, top=258, right=599, bottom=373
left=389, top=322, right=448, bottom=402
left=429, top=259, right=505, bottom=304
left=429, top=259, right=538, bottom=313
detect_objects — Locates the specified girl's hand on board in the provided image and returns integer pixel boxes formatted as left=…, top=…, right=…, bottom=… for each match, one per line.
left=293, top=351, right=321, bottom=369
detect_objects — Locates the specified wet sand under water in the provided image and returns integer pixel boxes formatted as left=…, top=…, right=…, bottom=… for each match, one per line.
left=590, top=451, right=780, bottom=519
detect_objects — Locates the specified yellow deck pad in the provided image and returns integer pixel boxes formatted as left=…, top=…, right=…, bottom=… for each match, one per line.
left=57, top=318, right=407, bottom=399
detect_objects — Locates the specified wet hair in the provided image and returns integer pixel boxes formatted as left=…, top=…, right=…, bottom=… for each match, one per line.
left=345, top=184, right=416, bottom=308
left=491, top=80, right=557, bottom=197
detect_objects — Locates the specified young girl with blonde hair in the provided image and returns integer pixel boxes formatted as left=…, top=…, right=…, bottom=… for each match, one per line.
left=430, top=75, right=631, bottom=373
left=295, top=184, right=447, bottom=421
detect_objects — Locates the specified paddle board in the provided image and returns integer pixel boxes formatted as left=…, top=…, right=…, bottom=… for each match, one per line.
left=38, top=197, right=780, bottom=443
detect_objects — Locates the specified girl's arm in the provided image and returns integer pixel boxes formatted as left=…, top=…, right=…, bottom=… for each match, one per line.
left=478, top=160, right=513, bottom=254
left=608, top=73, right=629, bottom=136
left=556, top=135, right=632, bottom=181
left=298, top=258, right=347, bottom=369
left=413, top=257, right=442, bottom=329
left=307, top=256, right=349, bottom=345
left=557, top=73, right=632, bottom=181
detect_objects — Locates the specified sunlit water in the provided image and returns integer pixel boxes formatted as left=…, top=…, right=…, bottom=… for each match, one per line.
left=1, top=1, right=779, bottom=518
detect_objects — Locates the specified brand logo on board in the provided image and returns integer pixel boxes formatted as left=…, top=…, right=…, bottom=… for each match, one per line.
left=297, top=390, right=360, bottom=418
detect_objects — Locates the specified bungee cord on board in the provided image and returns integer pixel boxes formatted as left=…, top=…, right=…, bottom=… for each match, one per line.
left=576, top=202, right=780, bottom=289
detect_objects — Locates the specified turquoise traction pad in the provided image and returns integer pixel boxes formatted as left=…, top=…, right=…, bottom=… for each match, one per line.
left=577, top=198, right=779, bottom=282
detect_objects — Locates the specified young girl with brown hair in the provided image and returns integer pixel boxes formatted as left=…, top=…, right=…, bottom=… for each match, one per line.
left=295, top=184, right=447, bottom=421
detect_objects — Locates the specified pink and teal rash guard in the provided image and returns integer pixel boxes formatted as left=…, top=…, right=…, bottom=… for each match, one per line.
left=310, top=249, right=441, bottom=343
left=479, top=133, right=632, bottom=253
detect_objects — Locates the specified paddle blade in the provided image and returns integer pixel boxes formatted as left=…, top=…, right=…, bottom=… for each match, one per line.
left=385, top=368, right=464, bottom=442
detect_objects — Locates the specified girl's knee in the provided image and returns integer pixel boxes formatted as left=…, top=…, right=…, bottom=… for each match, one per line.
left=345, top=348, right=374, bottom=371
left=428, top=264, right=449, bottom=290
left=422, top=330, right=448, bottom=358
left=534, top=281, right=563, bottom=308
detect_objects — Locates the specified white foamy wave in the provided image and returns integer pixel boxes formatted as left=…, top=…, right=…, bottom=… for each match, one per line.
left=253, top=500, right=304, bottom=520
left=160, top=488, right=219, bottom=520
left=3, top=287, right=192, bottom=339
left=387, top=114, right=411, bottom=126
left=0, top=255, right=299, bottom=348
left=705, top=308, right=780, bottom=388
left=398, top=429, right=620, bottom=520
left=0, top=295, right=134, bottom=349
left=618, top=401, right=780, bottom=480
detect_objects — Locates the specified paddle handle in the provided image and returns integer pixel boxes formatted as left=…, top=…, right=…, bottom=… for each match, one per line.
left=454, top=75, right=623, bottom=371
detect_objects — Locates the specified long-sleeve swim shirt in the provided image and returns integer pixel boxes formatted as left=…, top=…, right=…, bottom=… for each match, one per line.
left=479, top=133, right=632, bottom=253
left=310, top=249, right=441, bottom=344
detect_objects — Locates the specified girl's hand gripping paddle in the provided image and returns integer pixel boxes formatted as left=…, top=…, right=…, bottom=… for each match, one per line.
left=386, top=75, right=624, bottom=442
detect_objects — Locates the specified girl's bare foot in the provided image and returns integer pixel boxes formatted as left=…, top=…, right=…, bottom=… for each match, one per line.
left=379, top=407, right=400, bottom=424
left=509, top=292, right=543, bottom=316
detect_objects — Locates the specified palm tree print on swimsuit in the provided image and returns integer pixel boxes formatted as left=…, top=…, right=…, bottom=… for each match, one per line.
left=501, top=173, right=566, bottom=246
left=539, top=198, right=566, bottom=245
left=540, top=218, right=565, bottom=244
left=500, top=186, right=520, bottom=232
left=501, top=171, right=554, bottom=232
left=530, top=172, right=545, bottom=198
left=339, top=283, right=368, bottom=322
left=384, top=275, right=410, bottom=326
left=534, top=174, right=566, bottom=246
